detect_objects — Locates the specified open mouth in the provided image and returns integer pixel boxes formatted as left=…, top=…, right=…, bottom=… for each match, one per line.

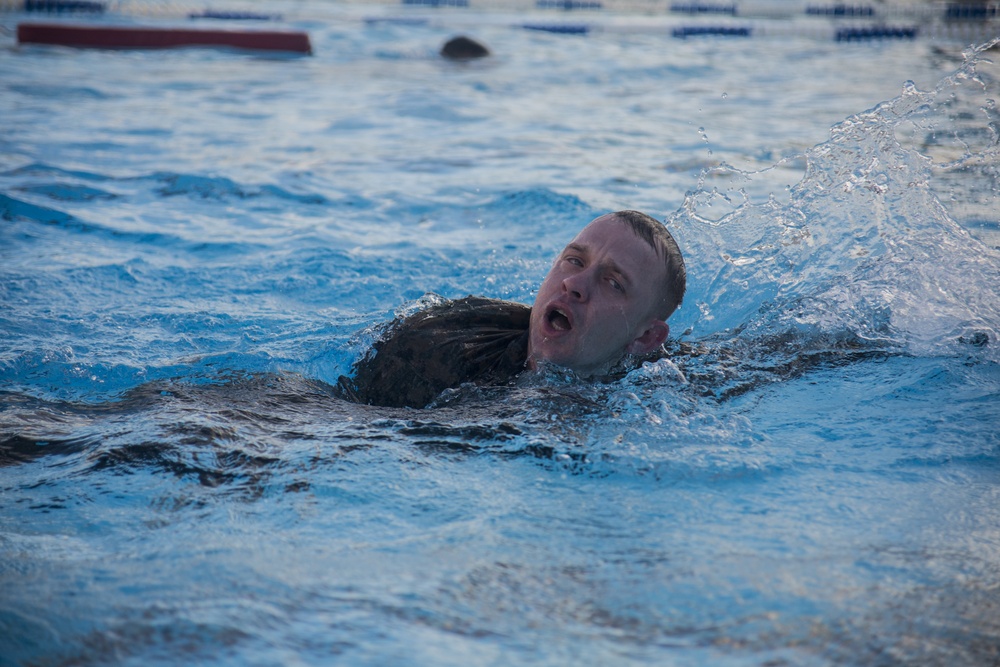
left=546, top=307, right=572, bottom=332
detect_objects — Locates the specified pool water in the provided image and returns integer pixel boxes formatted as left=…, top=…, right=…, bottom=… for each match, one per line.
left=1, top=3, right=999, bottom=665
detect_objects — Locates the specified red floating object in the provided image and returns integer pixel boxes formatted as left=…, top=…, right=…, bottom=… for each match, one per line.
left=17, top=22, right=312, bottom=54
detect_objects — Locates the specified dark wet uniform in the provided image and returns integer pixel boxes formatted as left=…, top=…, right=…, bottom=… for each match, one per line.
left=336, top=296, right=531, bottom=408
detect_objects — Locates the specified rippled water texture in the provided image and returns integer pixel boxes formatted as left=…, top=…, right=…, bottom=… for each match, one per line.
left=1, top=4, right=999, bottom=665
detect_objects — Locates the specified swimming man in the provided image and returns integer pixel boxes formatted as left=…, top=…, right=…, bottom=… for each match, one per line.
left=335, top=210, right=686, bottom=408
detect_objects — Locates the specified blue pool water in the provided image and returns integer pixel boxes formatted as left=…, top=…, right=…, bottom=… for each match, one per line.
left=1, top=3, right=999, bottom=664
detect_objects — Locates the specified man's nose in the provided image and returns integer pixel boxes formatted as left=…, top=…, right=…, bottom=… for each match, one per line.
left=562, top=269, right=590, bottom=301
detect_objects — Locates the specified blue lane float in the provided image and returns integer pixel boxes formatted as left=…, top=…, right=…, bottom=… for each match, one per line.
left=400, top=0, right=470, bottom=6
left=364, top=16, right=431, bottom=26
left=359, top=3, right=997, bottom=43
left=132, top=0, right=1000, bottom=26
left=805, top=4, right=875, bottom=16
left=673, top=25, right=751, bottom=37
left=670, top=3, right=737, bottom=15
left=835, top=25, right=918, bottom=40
left=189, top=10, right=283, bottom=21
left=944, top=3, right=998, bottom=19
left=522, top=23, right=590, bottom=33
left=23, top=0, right=105, bottom=13
left=536, top=0, right=603, bottom=10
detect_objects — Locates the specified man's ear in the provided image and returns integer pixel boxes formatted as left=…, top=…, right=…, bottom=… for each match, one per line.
left=626, top=320, right=669, bottom=356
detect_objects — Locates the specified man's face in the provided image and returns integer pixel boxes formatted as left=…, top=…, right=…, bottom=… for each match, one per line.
left=528, top=214, right=669, bottom=377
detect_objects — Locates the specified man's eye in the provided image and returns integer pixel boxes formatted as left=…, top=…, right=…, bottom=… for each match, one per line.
left=609, top=278, right=624, bottom=292
left=566, top=257, right=583, bottom=267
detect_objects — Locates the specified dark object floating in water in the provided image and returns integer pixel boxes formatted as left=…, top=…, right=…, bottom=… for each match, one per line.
left=944, top=3, right=998, bottom=19
left=23, top=0, right=105, bottom=12
left=670, top=2, right=737, bottom=14
left=805, top=4, right=875, bottom=16
left=536, top=0, right=604, bottom=10
left=401, top=0, right=469, bottom=6
left=673, top=25, right=751, bottom=37
left=440, top=35, right=490, bottom=59
left=188, top=10, right=283, bottom=21
left=16, top=22, right=313, bottom=53
left=835, top=25, right=918, bottom=41
left=521, top=23, right=590, bottom=33
left=959, top=330, right=991, bottom=347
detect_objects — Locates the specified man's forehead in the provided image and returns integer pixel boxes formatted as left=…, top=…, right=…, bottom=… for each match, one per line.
left=567, top=218, right=658, bottom=262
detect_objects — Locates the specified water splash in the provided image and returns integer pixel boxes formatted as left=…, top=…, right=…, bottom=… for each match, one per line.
left=672, top=40, right=1000, bottom=364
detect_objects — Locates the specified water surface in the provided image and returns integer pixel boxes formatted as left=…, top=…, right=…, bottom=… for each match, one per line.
left=1, top=5, right=999, bottom=665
